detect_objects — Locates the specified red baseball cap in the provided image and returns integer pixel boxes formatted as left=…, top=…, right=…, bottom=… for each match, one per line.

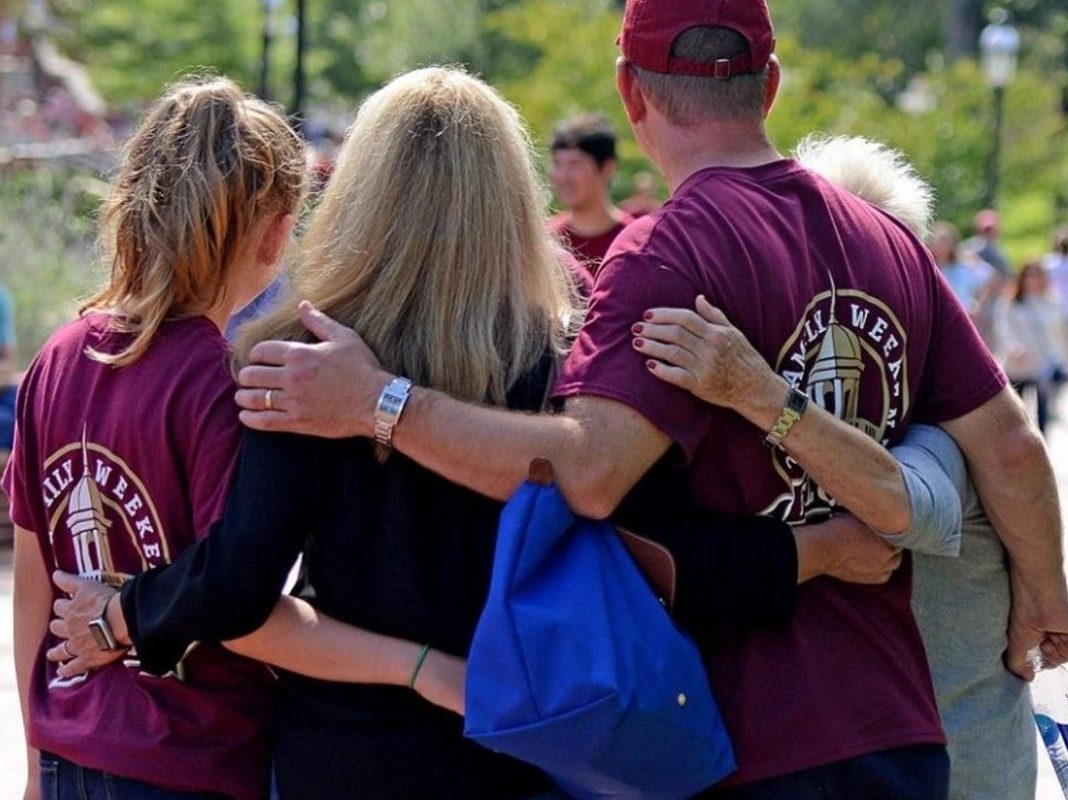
left=619, top=0, right=776, bottom=79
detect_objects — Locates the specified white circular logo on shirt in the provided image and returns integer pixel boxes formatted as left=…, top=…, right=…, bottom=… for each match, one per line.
left=42, top=427, right=170, bottom=586
left=762, top=282, right=910, bottom=524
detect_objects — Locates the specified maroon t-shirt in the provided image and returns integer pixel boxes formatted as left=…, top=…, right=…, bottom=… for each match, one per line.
left=555, top=160, right=1006, bottom=784
left=552, top=212, right=634, bottom=275
left=3, top=314, right=274, bottom=799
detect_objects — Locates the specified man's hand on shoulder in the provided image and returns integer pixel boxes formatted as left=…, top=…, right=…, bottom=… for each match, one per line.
left=236, top=302, right=391, bottom=439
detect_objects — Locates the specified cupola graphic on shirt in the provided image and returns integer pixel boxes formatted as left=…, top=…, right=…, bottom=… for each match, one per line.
left=763, top=278, right=910, bottom=524
left=43, top=425, right=170, bottom=587
left=65, top=429, right=116, bottom=582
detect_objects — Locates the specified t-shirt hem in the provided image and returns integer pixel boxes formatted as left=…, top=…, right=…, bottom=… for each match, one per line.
left=30, top=730, right=266, bottom=800
left=722, top=728, right=946, bottom=787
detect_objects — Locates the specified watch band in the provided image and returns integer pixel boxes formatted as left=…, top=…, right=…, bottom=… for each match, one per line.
left=764, top=386, right=809, bottom=449
left=88, top=610, right=119, bottom=651
left=374, top=377, right=413, bottom=448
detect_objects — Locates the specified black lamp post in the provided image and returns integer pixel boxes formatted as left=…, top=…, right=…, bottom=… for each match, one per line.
left=258, top=0, right=282, bottom=100
left=979, top=8, right=1019, bottom=209
left=293, top=0, right=307, bottom=132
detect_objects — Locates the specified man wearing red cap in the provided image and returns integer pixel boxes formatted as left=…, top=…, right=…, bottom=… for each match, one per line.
left=235, top=1, right=1068, bottom=796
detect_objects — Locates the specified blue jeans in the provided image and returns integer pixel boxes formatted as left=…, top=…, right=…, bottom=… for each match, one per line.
left=702, top=744, right=949, bottom=800
left=40, top=753, right=227, bottom=800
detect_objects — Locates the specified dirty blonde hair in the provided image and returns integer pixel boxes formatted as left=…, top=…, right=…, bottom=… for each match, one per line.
left=237, top=67, right=581, bottom=405
left=83, top=76, right=306, bottom=366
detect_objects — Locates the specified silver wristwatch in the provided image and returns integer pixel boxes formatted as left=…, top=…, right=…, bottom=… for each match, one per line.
left=89, top=595, right=120, bottom=651
left=373, top=377, right=413, bottom=448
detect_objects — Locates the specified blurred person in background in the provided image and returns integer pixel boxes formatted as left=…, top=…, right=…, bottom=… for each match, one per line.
left=1041, top=225, right=1068, bottom=314
left=619, top=170, right=662, bottom=218
left=962, top=209, right=1010, bottom=350
left=927, top=221, right=999, bottom=341
left=998, top=261, right=1068, bottom=435
left=964, top=208, right=1010, bottom=278
left=549, top=113, right=633, bottom=275
left=0, top=280, right=18, bottom=450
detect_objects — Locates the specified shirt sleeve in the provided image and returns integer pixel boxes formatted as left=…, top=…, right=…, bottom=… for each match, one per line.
left=913, top=258, right=1007, bottom=423
left=554, top=252, right=713, bottom=460
left=881, top=424, right=965, bottom=557
left=121, top=428, right=323, bottom=675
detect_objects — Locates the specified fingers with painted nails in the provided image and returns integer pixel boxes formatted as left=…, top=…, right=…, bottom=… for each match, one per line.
left=632, top=295, right=784, bottom=413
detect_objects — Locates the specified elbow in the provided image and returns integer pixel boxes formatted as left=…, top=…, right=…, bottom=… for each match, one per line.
left=997, top=423, right=1047, bottom=472
left=562, top=465, right=625, bottom=520
left=879, top=505, right=913, bottom=538
left=222, top=632, right=260, bottom=658
left=200, top=576, right=280, bottom=642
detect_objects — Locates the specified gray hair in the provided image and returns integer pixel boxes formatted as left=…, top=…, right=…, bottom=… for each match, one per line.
left=632, top=27, right=769, bottom=126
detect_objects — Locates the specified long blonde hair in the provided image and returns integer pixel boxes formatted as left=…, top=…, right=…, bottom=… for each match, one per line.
left=237, top=67, right=580, bottom=405
left=83, top=76, right=306, bottom=366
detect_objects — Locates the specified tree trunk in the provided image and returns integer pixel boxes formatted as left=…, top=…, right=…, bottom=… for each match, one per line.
left=945, top=0, right=983, bottom=62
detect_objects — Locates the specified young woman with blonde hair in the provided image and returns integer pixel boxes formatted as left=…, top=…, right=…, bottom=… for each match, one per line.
left=6, top=76, right=305, bottom=799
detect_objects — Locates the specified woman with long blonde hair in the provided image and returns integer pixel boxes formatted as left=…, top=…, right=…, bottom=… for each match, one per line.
left=237, top=66, right=578, bottom=400
left=46, top=67, right=580, bottom=800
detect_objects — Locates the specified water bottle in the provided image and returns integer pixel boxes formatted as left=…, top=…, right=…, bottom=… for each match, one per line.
left=1031, top=663, right=1068, bottom=797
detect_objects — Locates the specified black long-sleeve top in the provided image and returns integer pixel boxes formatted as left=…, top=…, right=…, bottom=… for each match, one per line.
left=121, top=361, right=798, bottom=800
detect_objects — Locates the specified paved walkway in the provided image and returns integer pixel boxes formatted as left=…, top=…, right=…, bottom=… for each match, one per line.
left=1, top=403, right=1068, bottom=798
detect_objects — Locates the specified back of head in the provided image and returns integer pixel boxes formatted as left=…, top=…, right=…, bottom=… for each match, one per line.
left=974, top=208, right=999, bottom=237
left=927, top=221, right=961, bottom=264
left=551, top=113, right=618, bottom=168
left=620, top=0, right=774, bottom=125
left=87, top=76, right=306, bottom=366
left=240, top=66, right=579, bottom=404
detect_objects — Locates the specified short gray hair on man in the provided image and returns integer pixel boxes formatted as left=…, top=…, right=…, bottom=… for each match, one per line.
left=632, top=27, right=769, bottom=126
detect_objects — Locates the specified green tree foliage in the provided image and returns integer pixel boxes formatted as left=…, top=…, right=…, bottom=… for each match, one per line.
left=0, top=171, right=102, bottom=360
left=27, top=0, right=1068, bottom=260
left=48, top=0, right=261, bottom=107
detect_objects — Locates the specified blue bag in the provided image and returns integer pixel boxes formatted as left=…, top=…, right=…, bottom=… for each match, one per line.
left=464, top=463, right=735, bottom=800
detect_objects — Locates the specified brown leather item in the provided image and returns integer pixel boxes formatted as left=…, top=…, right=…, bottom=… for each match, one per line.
left=617, top=527, right=678, bottom=612
left=525, top=459, right=678, bottom=611
left=528, top=457, right=554, bottom=487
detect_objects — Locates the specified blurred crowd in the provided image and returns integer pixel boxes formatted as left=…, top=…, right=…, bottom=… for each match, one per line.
left=929, top=211, right=1068, bottom=435
left=0, top=17, right=114, bottom=152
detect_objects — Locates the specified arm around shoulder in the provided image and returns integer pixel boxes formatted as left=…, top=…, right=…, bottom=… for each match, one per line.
left=122, top=429, right=320, bottom=674
left=393, top=390, right=671, bottom=519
